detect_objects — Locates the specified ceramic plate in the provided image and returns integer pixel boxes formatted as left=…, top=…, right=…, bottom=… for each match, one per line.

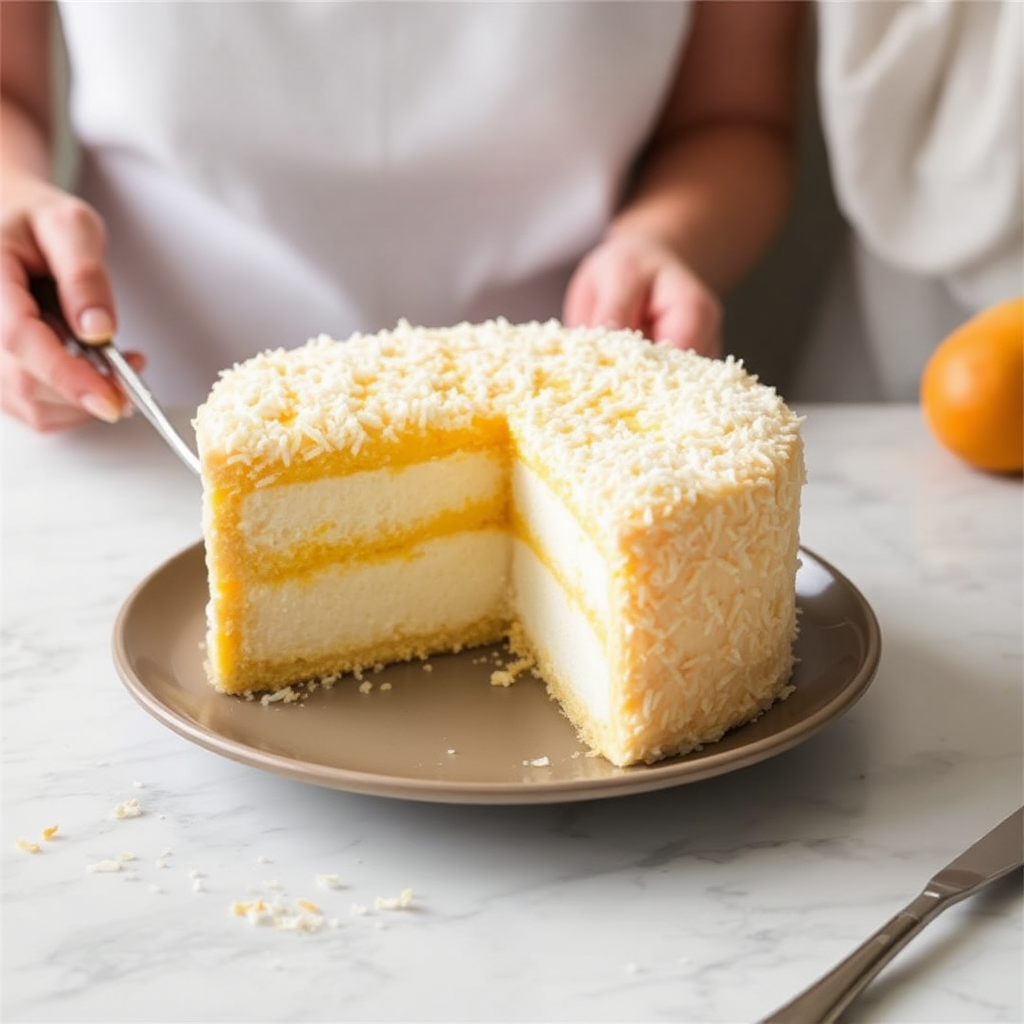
left=113, top=543, right=880, bottom=804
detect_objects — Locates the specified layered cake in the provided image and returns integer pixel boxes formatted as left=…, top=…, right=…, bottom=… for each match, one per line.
left=194, top=321, right=804, bottom=766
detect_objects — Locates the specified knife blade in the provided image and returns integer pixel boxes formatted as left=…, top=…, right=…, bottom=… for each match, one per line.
left=761, top=805, right=1024, bottom=1024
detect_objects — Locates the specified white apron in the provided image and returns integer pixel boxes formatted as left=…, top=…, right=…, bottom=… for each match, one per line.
left=58, top=1, right=692, bottom=404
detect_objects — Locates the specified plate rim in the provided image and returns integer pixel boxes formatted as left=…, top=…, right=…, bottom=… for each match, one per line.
left=112, top=542, right=881, bottom=804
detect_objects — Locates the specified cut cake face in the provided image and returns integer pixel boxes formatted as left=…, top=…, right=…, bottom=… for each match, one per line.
left=194, top=320, right=804, bottom=766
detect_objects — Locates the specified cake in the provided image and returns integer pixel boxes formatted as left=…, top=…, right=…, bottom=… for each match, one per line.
left=194, top=320, right=804, bottom=767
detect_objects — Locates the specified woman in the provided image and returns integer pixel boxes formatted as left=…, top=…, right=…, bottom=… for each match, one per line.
left=1, top=1, right=804, bottom=430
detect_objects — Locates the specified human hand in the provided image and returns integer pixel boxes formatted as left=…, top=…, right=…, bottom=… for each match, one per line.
left=1, top=173, right=142, bottom=431
left=563, top=235, right=721, bottom=357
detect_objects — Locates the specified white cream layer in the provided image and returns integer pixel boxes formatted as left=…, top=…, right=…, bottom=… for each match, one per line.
left=509, top=537, right=611, bottom=724
left=239, top=449, right=505, bottom=550
left=244, top=530, right=510, bottom=659
left=510, top=461, right=610, bottom=624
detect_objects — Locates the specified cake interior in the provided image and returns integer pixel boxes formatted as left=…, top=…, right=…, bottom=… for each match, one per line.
left=207, top=446, right=616, bottom=733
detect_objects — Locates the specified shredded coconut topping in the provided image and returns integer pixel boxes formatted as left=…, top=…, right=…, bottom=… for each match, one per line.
left=195, top=320, right=801, bottom=540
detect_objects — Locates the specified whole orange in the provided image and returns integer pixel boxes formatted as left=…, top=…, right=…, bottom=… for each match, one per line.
left=920, top=298, right=1023, bottom=474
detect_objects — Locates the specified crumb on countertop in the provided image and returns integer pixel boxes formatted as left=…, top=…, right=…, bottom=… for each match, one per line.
left=111, top=798, right=143, bottom=820
left=230, top=897, right=325, bottom=932
left=374, top=887, right=415, bottom=911
left=87, top=859, right=123, bottom=874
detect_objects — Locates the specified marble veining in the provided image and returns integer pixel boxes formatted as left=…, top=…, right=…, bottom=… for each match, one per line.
left=2, top=404, right=1021, bottom=1023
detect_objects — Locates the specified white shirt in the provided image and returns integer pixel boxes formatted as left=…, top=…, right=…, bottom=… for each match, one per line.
left=58, top=1, right=692, bottom=404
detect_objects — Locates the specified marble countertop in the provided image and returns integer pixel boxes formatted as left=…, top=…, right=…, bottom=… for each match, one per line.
left=2, top=404, right=1021, bottom=1024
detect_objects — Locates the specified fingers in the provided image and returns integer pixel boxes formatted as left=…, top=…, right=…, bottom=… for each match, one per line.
left=1, top=350, right=95, bottom=432
left=563, top=247, right=648, bottom=333
left=1, top=180, right=124, bottom=431
left=30, top=195, right=116, bottom=343
left=1, top=303, right=122, bottom=422
left=564, top=236, right=722, bottom=356
left=647, top=266, right=722, bottom=357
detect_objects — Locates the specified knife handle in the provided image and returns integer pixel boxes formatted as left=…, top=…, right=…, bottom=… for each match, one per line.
left=759, top=888, right=952, bottom=1024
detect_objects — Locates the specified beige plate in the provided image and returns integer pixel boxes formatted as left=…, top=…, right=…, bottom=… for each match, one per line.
left=113, top=543, right=880, bottom=804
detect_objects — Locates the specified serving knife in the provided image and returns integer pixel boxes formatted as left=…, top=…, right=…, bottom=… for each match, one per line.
left=29, top=275, right=201, bottom=475
left=761, top=805, right=1024, bottom=1024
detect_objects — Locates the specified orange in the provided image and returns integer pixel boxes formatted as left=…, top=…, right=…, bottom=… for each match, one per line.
left=920, top=298, right=1024, bottom=474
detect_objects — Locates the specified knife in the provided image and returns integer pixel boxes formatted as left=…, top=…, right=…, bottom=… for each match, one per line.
left=29, top=275, right=201, bottom=475
left=761, top=805, right=1024, bottom=1024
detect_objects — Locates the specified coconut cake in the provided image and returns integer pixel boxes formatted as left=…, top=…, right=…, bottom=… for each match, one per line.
left=193, top=320, right=804, bottom=767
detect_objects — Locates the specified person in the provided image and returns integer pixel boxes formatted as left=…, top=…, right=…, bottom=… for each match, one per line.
left=1, top=1, right=804, bottom=432
left=791, top=0, right=1023, bottom=402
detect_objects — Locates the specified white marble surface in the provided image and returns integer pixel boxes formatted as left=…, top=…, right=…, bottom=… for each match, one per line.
left=1, top=404, right=1021, bottom=1024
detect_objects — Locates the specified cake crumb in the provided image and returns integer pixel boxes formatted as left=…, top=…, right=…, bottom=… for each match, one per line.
left=422, top=663, right=433, bottom=673
left=231, top=898, right=271, bottom=925
left=447, top=748, right=457, bottom=755
left=261, top=686, right=302, bottom=706
left=116, top=851, right=136, bottom=863
left=41, top=824, right=59, bottom=841
left=524, top=756, right=551, bottom=768
left=374, top=887, right=414, bottom=911
left=230, top=897, right=324, bottom=932
left=358, top=680, right=373, bottom=694
left=491, top=651, right=536, bottom=688
left=315, top=873, right=343, bottom=890
left=257, top=854, right=272, bottom=864
left=380, top=681, right=392, bottom=691
left=88, top=859, right=123, bottom=873
left=192, top=879, right=205, bottom=893
left=111, top=798, right=143, bottom=819
left=350, top=903, right=370, bottom=916
left=16, top=838, right=41, bottom=855
left=296, top=899, right=320, bottom=913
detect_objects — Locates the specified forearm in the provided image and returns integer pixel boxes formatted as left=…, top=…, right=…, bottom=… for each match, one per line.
left=1, top=0, right=54, bottom=185
left=609, top=120, right=796, bottom=295
left=1, top=97, right=53, bottom=186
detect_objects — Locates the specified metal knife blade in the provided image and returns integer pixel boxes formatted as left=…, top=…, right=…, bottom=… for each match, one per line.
left=761, top=805, right=1024, bottom=1024
left=929, top=804, right=1024, bottom=899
